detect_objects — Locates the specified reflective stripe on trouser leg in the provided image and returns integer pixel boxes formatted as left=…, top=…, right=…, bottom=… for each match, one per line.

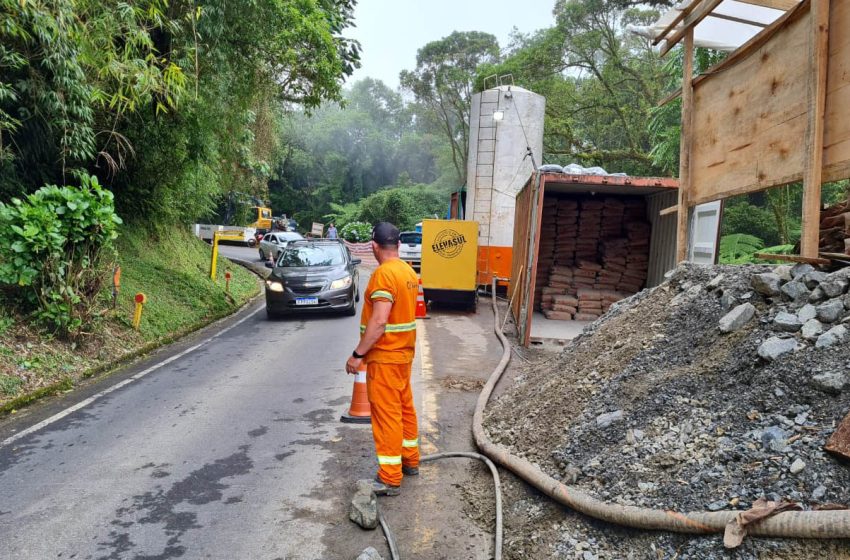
left=367, top=362, right=406, bottom=486
left=400, top=374, right=419, bottom=468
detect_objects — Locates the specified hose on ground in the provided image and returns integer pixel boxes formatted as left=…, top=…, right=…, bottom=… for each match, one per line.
left=378, top=507, right=401, bottom=560
left=375, top=452, right=504, bottom=560
left=421, top=451, right=503, bottom=560
left=479, top=278, right=850, bottom=541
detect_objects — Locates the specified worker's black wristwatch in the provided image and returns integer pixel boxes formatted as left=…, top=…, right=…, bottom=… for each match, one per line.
left=352, top=350, right=366, bottom=359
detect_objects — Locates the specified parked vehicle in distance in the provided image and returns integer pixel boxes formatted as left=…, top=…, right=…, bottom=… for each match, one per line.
left=399, top=231, right=422, bottom=271
left=194, top=224, right=258, bottom=246
left=193, top=205, right=273, bottom=247
left=264, top=239, right=361, bottom=318
left=259, top=231, right=304, bottom=261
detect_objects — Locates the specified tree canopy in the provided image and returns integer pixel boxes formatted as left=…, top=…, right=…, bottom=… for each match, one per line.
left=0, top=0, right=361, bottom=224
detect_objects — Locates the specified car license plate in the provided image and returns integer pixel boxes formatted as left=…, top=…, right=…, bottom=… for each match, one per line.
left=295, top=297, right=318, bottom=306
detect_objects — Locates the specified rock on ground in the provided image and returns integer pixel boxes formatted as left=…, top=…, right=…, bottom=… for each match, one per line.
left=718, top=303, right=755, bottom=333
left=773, top=311, right=802, bottom=332
left=752, top=273, right=781, bottom=296
left=355, top=547, right=384, bottom=560
left=758, top=336, right=797, bottom=360
left=817, top=299, right=846, bottom=323
left=350, top=480, right=378, bottom=530
left=816, top=324, right=848, bottom=349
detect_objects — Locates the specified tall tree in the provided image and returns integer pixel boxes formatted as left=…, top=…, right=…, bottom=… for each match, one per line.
left=400, top=31, right=500, bottom=185
left=269, top=78, right=443, bottom=227
left=478, top=1, right=673, bottom=175
left=0, top=0, right=361, bottom=226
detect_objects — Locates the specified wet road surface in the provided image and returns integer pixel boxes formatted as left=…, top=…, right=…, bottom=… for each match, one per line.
left=0, top=265, right=371, bottom=559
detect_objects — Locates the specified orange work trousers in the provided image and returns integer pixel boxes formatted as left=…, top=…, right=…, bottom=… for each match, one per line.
left=366, top=361, right=419, bottom=486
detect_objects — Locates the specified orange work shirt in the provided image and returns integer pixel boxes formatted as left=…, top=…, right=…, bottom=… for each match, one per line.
left=360, top=258, right=419, bottom=364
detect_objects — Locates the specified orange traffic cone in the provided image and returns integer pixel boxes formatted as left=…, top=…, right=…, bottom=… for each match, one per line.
left=415, top=277, right=429, bottom=319
left=340, top=362, right=371, bottom=424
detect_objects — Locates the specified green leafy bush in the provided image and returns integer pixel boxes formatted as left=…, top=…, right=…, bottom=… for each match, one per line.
left=0, top=175, right=122, bottom=337
left=340, top=221, right=372, bottom=242
left=719, top=234, right=764, bottom=264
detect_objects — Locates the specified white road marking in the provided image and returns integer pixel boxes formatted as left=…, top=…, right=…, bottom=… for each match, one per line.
left=1, top=304, right=264, bottom=448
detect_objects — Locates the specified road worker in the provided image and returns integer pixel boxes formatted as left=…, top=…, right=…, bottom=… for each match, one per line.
left=345, top=222, right=420, bottom=496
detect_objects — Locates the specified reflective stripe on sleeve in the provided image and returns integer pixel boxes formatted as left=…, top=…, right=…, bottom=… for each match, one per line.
left=377, top=455, right=402, bottom=465
left=360, top=321, right=416, bottom=334
left=402, top=438, right=419, bottom=448
left=384, top=321, right=416, bottom=333
left=371, top=290, right=394, bottom=302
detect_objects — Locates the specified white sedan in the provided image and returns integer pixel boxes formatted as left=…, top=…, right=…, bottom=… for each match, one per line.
left=259, top=231, right=304, bottom=262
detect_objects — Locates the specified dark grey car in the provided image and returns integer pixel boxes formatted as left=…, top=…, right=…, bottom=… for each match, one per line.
left=264, top=239, right=361, bottom=319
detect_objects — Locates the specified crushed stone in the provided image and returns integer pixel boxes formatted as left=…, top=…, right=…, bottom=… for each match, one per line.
left=484, top=263, right=850, bottom=558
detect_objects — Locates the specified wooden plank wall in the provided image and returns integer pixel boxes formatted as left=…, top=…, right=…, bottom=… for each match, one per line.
left=688, top=2, right=850, bottom=207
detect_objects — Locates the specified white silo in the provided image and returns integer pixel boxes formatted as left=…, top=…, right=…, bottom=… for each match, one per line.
left=464, top=85, right=545, bottom=285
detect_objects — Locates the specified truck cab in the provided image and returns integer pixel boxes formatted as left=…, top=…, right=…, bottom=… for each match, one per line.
left=250, top=206, right=273, bottom=231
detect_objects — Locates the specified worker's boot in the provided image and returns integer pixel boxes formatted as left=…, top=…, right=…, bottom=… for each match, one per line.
left=402, top=465, right=419, bottom=476
left=371, top=476, right=401, bottom=496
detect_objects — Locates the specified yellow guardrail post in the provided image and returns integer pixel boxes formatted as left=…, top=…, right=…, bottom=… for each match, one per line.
left=210, top=230, right=220, bottom=280
left=132, top=293, right=147, bottom=330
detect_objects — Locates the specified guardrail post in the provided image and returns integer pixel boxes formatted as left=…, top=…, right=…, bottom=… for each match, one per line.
left=132, top=293, right=147, bottom=330
left=210, top=230, right=220, bottom=280
left=112, top=265, right=121, bottom=309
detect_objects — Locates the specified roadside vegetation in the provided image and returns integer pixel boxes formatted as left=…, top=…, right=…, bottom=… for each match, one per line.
left=0, top=226, right=258, bottom=411
left=0, top=1, right=358, bottom=409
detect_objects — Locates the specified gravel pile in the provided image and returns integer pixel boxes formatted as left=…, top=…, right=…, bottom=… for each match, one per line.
left=483, top=263, right=850, bottom=557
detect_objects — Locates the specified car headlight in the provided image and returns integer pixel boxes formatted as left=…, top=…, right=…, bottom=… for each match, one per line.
left=266, top=280, right=285, bottom=292
left=329, top=275, right=352, bottom=290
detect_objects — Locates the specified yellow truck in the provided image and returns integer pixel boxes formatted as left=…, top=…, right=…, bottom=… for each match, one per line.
left=420, top=219, right=479, bottom=309
left=249, top=206, right=273, bottom=231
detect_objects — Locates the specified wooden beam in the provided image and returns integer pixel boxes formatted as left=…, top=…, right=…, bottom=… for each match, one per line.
left=677, top=29, right=695, bottom=263
left=660, top=205, right=678, bottom=217
left=707, top=12, right=768, bottom=27
left=755, top=253, right=831, bottom=265
left=661, top=0, right=724, bottom=56
left=653, top=0, right=701, bottom=46
left=801, top=0, right=830, bottom=257
left=735, top=0, right=800, bottom=10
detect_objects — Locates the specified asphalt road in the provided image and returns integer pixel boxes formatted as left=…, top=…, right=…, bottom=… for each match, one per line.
left=0, top=248, right=377, bottom=559
left=0, top=245, right=501, bottom=560
left=217, top=242, right=266, bottom=265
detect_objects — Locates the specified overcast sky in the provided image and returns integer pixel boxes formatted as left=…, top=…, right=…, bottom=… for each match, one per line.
left=346, top=0, right=557, bottom=90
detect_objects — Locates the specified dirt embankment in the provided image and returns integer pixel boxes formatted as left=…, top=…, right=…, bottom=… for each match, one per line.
left=484, top=263, right=850, bottom=559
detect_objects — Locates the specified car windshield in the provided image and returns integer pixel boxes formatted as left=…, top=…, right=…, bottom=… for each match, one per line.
left=279, top=232, right=303, bottom=241
left=280, top=245, right=344, bottom=267
left=400, top=233, right=422, bottom=244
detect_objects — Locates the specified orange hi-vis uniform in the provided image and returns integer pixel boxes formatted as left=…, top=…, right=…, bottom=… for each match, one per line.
left=360, top=258, right=420, bottom=487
